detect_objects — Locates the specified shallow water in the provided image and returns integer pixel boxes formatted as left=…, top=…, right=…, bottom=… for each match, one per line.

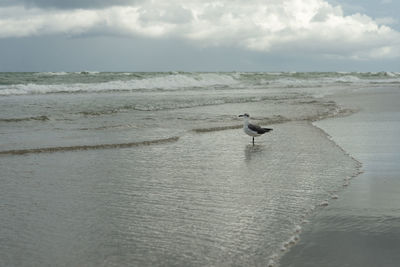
left=0, top=122, right=360, bottom=266
left=280, top=88, right=400, bottom=267
left=1, top=72, right=397, bottom=266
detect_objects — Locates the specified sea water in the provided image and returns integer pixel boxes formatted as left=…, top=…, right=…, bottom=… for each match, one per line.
left=0, top=72, right=398, bottom=266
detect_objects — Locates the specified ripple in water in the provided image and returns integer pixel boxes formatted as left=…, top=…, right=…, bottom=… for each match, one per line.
left=0, top=122, right=360, bottom=266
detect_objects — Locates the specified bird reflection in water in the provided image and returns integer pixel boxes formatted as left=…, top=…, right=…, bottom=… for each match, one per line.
left=244, top=144, right=264, bottom=161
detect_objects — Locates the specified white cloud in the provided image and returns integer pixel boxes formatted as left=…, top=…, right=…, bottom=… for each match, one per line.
left=1, top=0, right=399, bottom=59
left=0, top=6, right=102, bottom=37
left=376, top=17, right=398, bottom=26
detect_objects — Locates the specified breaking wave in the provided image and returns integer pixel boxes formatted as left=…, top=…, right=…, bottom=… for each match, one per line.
left=1, top=72, right=399, bottom=96
left=0, top=73, right=238, bottom=96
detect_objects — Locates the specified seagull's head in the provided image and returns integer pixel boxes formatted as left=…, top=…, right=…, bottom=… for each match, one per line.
left=238, top=113, right=250, bottom=118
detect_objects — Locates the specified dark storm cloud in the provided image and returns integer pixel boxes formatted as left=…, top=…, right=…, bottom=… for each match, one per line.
left=0, top=0, right=142, bottom=9
left=0, top=0, right=399, bottom=71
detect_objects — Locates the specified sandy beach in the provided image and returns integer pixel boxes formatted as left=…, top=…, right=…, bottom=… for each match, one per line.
left=281, top=86, right=400, bottom=266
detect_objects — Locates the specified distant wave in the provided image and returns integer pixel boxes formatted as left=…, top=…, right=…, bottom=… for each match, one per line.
left=0, top=115, right=50, bottom=122
left=0, top=73, right=239, bottom=96
left=193, top=125, right=243, bottom=133
left=33, top=72, right=69, bottom=76
left=34, top=71, right=100, bottom=76
left=76, top=71, right=101, bottom=75
left=77, top=95, right=297, bottom=115
left=0, top=137, right=179, bottom=156
left=1, top=72, right=399, bottom=97
left=78, top=123, right=138, bottom=131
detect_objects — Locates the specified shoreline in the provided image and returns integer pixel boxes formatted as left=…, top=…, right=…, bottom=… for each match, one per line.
left=280, top=86, right=400, bottom=267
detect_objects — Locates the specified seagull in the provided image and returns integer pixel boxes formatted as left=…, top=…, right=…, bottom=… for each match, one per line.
left=238, top=113, right=273, bottom=145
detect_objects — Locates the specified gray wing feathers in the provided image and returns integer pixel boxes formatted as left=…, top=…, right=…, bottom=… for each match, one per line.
left=248, top=123, right=273, bottom=134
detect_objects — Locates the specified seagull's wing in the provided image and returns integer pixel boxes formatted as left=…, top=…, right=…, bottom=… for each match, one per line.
left=248, top=123, right=273, bottom=134
left=261, top=127, right=273, bottom=133
left=248, top=123, right=262, bottom=132
left=248, top=123, right=272, bottom=134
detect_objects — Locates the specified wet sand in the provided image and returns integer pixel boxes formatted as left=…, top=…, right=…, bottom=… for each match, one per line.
left=281, top=87, right=400, bottom=267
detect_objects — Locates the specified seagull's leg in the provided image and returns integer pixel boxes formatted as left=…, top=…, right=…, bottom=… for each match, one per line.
left=252, top=137, right=254, bottom=146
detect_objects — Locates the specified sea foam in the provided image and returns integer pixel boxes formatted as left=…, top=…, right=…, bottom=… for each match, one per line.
left=1, top=72, right=399, bottom=96
left=0, top=73, right=239, bottom=96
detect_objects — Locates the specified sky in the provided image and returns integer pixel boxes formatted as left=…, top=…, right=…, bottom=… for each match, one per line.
left=0, top=0, right=399, bottom=72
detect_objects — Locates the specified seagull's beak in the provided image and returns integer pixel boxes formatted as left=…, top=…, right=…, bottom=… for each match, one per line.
left=238, top=114, right=244, bottom=117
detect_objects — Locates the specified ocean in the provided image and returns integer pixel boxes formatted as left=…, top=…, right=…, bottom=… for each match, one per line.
left=0, top=72, right=399, bottom=266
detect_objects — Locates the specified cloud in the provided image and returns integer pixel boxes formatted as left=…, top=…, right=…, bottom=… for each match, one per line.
left=376, top=17, right=398, bottom=26
left=1, top=0, right=399, bottom=59
left=0, top=6, right=103, bottom=37
left=0, top=0, right=143, bottom=9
